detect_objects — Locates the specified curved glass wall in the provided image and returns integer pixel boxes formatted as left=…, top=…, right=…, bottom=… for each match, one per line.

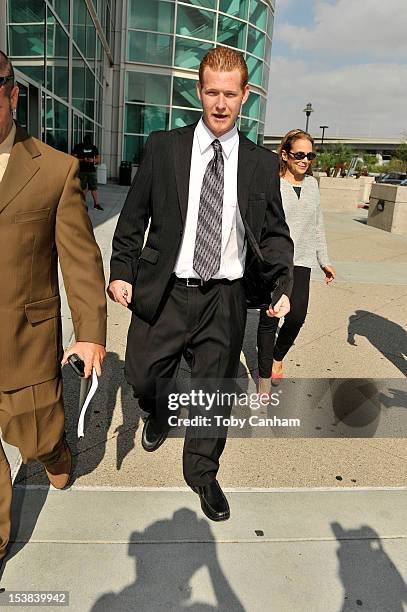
left=7, top=0, right=113, bottom=153
left=124, top=0, right=275, bottom=163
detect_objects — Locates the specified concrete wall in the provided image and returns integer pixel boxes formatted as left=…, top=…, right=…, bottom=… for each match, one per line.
left=319, top=177, right=361, bottom=211
left=359, top=176, right=375, bottom=204
left=318, top=176, right=375, bottom=210
left=368, top=184, right=407, bottom=234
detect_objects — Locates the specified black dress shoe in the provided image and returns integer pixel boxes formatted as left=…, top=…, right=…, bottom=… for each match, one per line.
left=192, top=480, right=230, bottom=522
left=141, top=417, right=169, bottom=452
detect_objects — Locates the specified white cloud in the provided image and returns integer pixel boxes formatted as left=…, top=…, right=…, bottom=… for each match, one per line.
left=278, top=0, right=407, bottom=59
left=266, top=0, right=407, bottom=137
left=266, top=57, right=407, bottom=137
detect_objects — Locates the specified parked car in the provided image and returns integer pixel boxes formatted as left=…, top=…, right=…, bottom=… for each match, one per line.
left=400, top=178, right=407, bottom=186
left=375, top=172, right=407, bottom=184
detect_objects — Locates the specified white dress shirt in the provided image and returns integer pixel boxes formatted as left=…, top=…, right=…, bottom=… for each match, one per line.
left=174, top=117, right=246, bottom=280
left=0, top=122, right=16, bottom=183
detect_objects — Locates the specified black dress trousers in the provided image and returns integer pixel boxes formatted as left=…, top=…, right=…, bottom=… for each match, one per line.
left=125, top=276, right=247, bottom=486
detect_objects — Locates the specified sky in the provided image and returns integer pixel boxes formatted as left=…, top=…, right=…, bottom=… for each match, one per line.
left=265, top=0, right=407, bottom=139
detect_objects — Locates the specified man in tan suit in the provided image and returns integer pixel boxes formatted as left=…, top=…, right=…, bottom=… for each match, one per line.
left=0, top=51, right=107, bottom=571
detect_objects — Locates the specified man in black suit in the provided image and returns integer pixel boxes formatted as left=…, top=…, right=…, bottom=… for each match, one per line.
left=108, top=47, right=293, bottom=521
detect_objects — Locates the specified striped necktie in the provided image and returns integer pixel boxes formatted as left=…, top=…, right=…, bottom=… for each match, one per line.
left=193, top=139, right=224, bottom=282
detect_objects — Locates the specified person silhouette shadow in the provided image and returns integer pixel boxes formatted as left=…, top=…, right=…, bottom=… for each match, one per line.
left=332, top=522, right=407, bottom=611
left=347, top=310, right=407, bottom=376
left=91, top=508, right=245, bottom=611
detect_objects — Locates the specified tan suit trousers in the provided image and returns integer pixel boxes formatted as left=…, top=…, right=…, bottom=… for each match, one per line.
left=0, top=377, right=65, bottom=560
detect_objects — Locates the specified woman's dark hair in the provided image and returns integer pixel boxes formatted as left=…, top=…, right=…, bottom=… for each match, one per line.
left=278, top=129, right=314, bottom=177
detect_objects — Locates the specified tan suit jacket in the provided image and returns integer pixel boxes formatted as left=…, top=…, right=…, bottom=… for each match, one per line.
left=0, top=126, right=107, bottom=390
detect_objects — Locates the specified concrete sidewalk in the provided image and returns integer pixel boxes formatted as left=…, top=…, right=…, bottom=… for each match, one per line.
left=3, top=486, right=407, bottom=611
left=1, top=182, right=407, bottom=610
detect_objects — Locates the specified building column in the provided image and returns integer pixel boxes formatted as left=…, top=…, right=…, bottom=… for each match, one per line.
left=0, top=1, right=7, bottom=52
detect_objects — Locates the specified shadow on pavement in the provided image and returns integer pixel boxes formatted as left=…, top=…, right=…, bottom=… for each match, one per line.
left=347, top=310, right=407, bottom=376
left=90, top=508, right=246, bottom=612
left=1, top=483, right=49, bottom=571
left=6, top=352, right=140, bottom=568
left=332, top=522, right=407, bottom=611
left=15, top=351, right=141, bottom=483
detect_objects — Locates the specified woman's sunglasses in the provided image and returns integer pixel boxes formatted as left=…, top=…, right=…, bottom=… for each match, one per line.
left=288, top=151, right=317, bottom=161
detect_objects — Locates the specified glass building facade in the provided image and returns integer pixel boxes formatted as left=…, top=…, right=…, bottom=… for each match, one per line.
left=6, top=0, right=115, bottom=154
left=2, top=0, right=276, bottom=174
left=124, top=0, right=275, bottom=163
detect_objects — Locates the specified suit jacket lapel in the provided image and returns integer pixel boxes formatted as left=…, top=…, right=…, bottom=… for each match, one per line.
left=173, top=123, right=197, bottom=226
left=0, top=126, right=41, bottom=215
left=237, top=132, right=257, bottom=220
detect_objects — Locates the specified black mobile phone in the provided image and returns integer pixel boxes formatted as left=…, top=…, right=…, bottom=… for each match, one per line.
left=67, top=353, right=85, bottom=377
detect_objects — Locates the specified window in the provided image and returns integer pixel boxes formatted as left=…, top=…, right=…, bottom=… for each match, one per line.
left=219, top=0, right=249, bottom=20
left=246, top=55, right=262, bottom=86
left=128, top=0, right=174, bottom=33
left=247, top=26, right=265, bottom=58
left=182, top=0, right=216, bottom=8
left=173, top=77, right=201, bottom=109
left=45, top=96, right=68, bottom=152
left=128, top=31, right=173, bottom=65
left=72, top=49, right=86, bottom=113
left=46, top=13, right=69, bottom=100
left=242, top=91, right=260, bottom=120
left=240, top=117, right=258, bottom=143
left=217, top=15, right=246, bottom=50
left=125, top=104, right=169, bottom=133
left=126, top=72, right=171, bottom=105
left=171, top=107, right=201, bottom=129
left=124, top=134, right=148, bottom=164
left=176, top=5, right=215, bottom=42
left=249, top=0, right=268, bottom=31
left=174, top=37, right=212, bottom=70
left=9, top=0, right=44, bottom=22
left=8, top=0, right=45, bottom=85
left=52, top=0, right=69, bottom=28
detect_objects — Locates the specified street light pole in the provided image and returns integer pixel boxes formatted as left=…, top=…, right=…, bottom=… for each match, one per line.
left=303, top=102, right=314, bottom=132
left=320, top=125, right=329, bottom=147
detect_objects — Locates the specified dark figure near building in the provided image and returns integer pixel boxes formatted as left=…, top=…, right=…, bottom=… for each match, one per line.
left=72, top=134, right=103, bottom=210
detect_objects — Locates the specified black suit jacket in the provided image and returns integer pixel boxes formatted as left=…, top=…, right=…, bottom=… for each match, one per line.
left=110, top=123, right=293, bottom=323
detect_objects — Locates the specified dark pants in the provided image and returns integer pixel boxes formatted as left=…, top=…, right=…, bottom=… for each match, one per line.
left=125, top=277, right=247, bottom=486
left=257, top=266, right=311, bottom=378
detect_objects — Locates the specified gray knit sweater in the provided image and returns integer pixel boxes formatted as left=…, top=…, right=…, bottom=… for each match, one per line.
left=280, top=175, right=330, bottom=268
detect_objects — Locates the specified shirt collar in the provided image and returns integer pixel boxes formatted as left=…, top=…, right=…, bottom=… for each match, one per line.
left=196, top=117, right=238, bottom=159
left=0, top=122, right=16, bottom=155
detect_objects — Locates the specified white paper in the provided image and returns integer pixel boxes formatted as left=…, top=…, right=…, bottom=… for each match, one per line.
left=77, top=368, right=99, bottom=438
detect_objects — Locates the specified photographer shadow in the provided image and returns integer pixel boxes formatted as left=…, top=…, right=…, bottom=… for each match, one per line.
left=91, top=508, right=245, bottom=612
left=348, top=310, right=407, bottom=377
left=332, top=522, right=407, bottom=611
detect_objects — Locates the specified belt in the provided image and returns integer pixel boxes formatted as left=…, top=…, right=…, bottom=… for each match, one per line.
left=173, top=275, right=237, bottom=287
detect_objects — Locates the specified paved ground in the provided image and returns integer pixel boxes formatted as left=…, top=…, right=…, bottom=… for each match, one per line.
left=1, top=182, right=406, bottom=610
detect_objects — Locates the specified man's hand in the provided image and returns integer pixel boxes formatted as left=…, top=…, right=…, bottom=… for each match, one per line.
left=322, top=265, right=336, bottom=284
left=62, top=342, right=106, bottom=378
left=266, top=294, right=290, bottom=318
left=107, top=280, right=132, bottom=307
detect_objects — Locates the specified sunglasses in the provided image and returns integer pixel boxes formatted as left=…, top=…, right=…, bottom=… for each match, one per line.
left=0, top=75, right=14, bottom=87
left=288, top=151, right=317, bottom=161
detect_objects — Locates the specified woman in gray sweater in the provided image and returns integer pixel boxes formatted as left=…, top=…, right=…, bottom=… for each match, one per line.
left=257, top=129, right=336, bottom=392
